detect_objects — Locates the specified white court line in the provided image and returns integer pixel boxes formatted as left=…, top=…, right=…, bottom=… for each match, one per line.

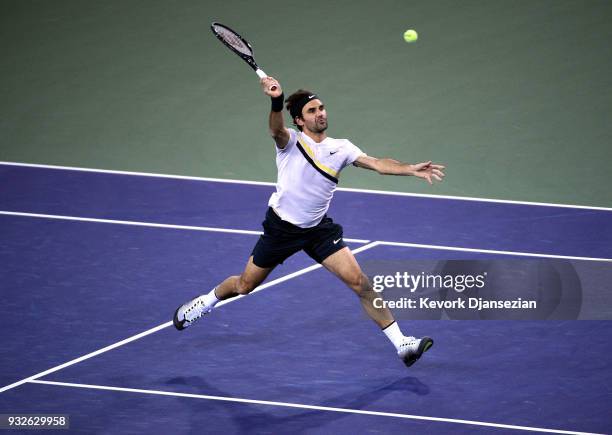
left=377, top=241, right=612, bottom=263
left=0, top=161, right=276, bottom=187
left=0, top=211, right=371, bottom=244
left=27, top=380, right=603, bottom=435
left=1, top=210, right=610, bottom=262
left=2, top=161, right=611, bottom=211
left=0, top=321, right=171, bottom=394
left=0, top=242, right=380, bottom=394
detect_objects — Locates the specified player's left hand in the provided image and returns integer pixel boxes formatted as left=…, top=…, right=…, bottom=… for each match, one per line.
left=411, top=161, right=446, bottom=184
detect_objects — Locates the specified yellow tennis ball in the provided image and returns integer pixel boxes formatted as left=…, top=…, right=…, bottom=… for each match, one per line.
left=403, top=29, right=418, bottom=43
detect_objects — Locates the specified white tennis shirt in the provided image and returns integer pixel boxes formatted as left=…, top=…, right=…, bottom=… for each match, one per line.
left=268, top=128, right=365, bottom=228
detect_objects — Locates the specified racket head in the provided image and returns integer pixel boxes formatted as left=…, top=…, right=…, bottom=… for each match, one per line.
left=211, top=22, right=259, bottom=71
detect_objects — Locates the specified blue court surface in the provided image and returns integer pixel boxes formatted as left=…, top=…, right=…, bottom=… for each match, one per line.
left=1, top=162, right=611, bottom=434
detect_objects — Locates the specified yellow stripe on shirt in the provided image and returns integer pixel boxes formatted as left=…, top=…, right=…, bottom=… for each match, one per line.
left=297, top=137, right=339, bottom=178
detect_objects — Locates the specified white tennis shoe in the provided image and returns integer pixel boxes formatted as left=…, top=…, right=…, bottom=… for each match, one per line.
left=398, top=336, right=434, bottom=367
left=173, top=295, right=212, bottom=330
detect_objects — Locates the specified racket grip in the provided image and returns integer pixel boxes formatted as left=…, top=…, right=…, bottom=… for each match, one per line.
left=256, top=68, right=277, bottom=91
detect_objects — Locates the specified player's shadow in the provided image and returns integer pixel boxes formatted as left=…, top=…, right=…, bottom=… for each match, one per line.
left=165, top=375, right=429, bottom=433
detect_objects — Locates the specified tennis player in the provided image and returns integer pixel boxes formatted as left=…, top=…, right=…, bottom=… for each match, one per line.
left=174, top=77, right=445, bottom=367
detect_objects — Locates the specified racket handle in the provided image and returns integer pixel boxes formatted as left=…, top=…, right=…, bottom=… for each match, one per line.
left=256, top=68, right=277, bottom=92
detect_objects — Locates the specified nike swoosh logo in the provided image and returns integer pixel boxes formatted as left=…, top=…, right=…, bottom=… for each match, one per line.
left=330, top=151, right=338, bottom=155
left=333, top=238, right=342, bottom=244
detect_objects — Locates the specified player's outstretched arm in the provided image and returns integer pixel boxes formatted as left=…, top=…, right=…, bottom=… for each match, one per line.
left=261, top=77, right=290, bottom=149
left=354, top=155, right=445, bottom=185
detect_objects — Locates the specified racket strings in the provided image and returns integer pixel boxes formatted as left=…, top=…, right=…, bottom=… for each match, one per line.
left=214, top=26, right=252, bottom=56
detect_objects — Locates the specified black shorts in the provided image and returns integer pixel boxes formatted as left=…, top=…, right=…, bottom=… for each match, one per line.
left=251, top=207, right=347, bottom=268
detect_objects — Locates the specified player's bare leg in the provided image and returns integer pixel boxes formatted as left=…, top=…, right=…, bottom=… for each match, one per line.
left=173, top=256, right=274, bottom=330
left=322, top=247, right=433, bottom=367
left=214, top=256, right=274, bottom=299
left=321, top=247, right=393, bottom=328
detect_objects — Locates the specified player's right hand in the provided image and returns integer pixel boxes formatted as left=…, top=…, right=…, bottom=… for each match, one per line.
left=261, top=77, right=282, bottom=97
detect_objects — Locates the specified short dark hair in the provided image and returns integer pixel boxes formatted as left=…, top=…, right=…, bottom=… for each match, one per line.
left=285, top=89, right=315, bottom=131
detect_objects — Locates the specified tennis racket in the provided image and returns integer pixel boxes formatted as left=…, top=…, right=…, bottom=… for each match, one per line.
left=210, top=22, right=277, bottom=91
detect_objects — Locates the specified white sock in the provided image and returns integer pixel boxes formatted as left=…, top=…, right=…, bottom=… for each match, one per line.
left=202, top=287, right=220, bottom=310
left=382, top=321, right=404, bottom=352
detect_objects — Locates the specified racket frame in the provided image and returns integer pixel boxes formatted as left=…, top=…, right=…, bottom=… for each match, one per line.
left=211, top=22, right=268, bottom=79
